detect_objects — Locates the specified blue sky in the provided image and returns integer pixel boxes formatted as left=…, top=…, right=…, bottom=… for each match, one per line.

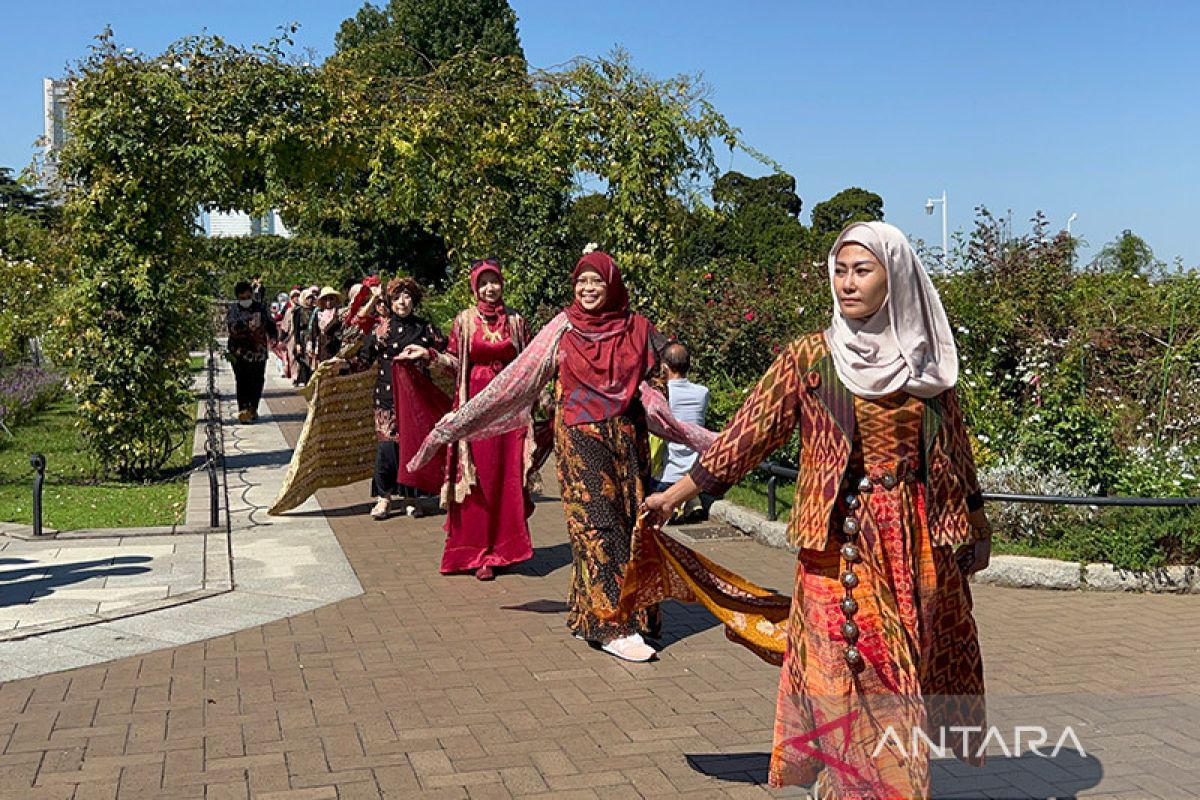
left=3, top=1, right=1197, bottom=266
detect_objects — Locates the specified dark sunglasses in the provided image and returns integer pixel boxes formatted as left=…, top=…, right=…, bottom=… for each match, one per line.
left=471, top=257, right=501, bottom=269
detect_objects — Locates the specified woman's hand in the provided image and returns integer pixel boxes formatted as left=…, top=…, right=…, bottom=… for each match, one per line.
left=398, top=344, right=430, bottom=362
left=643, top=492, right=679, bottom=528
left=955, top=538, right=992, bottom=575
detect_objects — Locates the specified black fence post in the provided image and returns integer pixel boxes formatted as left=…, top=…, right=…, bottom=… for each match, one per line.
left=205, top=338, right=222, bottom=529
left=30, top=453, right=46, bottom=536
left=767, top=474, right=778, bottom=522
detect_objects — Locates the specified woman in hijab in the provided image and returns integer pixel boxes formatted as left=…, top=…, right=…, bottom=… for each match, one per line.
left=408, top=251, right=713, bottom=661
left=354, top=277, right=447, bottom=520
left=641, top=222, right=991, bottom=798
left=409, top=259, right=533, bottom=580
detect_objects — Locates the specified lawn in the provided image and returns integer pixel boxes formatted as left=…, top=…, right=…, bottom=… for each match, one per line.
left=0, top=396, right=196, bottom=530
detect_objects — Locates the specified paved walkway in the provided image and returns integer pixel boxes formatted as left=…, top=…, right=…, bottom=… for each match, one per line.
left=0, top=359, right=361, bottom=679
left=0, top=382, right=1196, bottom=798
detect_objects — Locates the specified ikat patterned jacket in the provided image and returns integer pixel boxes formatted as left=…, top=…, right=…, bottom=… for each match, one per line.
left=690, top=332, right=985, bottom=550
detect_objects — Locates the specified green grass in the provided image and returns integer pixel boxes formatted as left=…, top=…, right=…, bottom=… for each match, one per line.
left=0, top=397, right=195, bottom=530
left=725, top=474, right=794, bottom=521
left=189, top=355, right=206, bottom=372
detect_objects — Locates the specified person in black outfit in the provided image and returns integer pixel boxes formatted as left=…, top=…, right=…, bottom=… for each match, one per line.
left=226, top=280, right=279, bottom=423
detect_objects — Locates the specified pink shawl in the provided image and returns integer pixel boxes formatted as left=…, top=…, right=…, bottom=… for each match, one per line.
left=407, top=313, right=715, bottom=472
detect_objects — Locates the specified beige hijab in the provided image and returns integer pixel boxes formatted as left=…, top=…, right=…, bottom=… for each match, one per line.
left=823, top=221, right=958, bottom=399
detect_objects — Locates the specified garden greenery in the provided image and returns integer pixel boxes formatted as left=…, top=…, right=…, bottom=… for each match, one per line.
left=6, top=5, right=1198, bottom=566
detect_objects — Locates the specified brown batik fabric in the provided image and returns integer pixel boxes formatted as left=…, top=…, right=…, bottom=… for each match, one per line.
left=555, top=404, right=660, bottom=642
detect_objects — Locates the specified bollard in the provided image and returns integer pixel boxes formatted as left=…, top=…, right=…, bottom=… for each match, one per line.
left=30, top=452, right=46, bottom=536
left=767, top=474, right=778, bottom=522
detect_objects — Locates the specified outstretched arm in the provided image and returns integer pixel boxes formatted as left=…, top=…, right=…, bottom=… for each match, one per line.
left=407, top=313, right=570, bottom=470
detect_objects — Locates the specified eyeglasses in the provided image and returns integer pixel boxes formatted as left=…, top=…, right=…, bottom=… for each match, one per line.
left=471, top=257, right=500, bottom=269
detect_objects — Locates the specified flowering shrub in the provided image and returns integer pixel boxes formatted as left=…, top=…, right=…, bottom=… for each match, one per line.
left=0, top=366, right=65, bottom=433
left=977, top=459, right=1096, bottom=545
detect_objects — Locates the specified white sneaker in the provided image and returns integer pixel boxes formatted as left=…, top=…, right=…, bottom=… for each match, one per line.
left=370, top=497, right=390, bottom=520
left=601, top=633, right=656, bottom=663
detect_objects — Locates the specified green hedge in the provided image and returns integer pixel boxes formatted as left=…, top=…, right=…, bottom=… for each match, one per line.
left=200, top=234, right=370, bottom=299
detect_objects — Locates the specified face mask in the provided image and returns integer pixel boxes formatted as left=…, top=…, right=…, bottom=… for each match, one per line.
left=238, top=299, right=253, bottom=308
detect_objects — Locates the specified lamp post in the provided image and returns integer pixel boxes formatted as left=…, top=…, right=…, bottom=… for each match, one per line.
left=925, top=191, right=948, bottom=267
left=1066, top=212, right=1078, bottom=235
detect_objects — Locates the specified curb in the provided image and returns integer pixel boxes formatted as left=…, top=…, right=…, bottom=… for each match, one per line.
left=709, top=500, right=1200, bottom=594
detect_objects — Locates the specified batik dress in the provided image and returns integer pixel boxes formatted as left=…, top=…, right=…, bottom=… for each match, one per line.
left=686, top=366, right=985, bottom=797
left=555, top=365, right=662, bottom=643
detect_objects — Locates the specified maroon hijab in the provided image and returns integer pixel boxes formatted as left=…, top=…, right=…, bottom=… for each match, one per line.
left=559, top=251, right=655, bottom=426
left=470, top=258, right=505, bottom=320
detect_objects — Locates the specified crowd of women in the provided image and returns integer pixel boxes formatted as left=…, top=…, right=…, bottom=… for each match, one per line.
left=261, top=223, right=994, bottom=799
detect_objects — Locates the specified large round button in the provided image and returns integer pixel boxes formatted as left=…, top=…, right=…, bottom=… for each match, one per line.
left=881, top=472, right=897, bottom=489
left=841, top=620, right=860, bottom=643
left=842, top=517, right=860, bottom=536
left=857, top=475, right=872, bottom=492
left=840, top=571, right=859, bottom=590
left=841, top=543, right=861, bottom=562
left=845, top=647, right=863, bottom=667
left=844, top=494, right=860, bottom=511
left=840, top=596, right=859, bottom=617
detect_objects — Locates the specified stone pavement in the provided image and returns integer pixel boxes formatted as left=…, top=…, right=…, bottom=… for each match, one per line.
left=0, top=384, right=1195, bottom=797
left=0, top=357, right=361, bottom=679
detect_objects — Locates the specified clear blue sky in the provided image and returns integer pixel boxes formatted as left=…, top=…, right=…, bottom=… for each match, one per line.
left=3, top=1, right=1197, bottom=266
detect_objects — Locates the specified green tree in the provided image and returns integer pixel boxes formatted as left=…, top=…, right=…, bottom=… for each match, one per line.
left=1093, top=229, right=1158, bottom=275
left=335, top=0, right=524, bottom=78
left=0, top=167, right=58, bottom=223
left=810, top=186, right=884, bottom=236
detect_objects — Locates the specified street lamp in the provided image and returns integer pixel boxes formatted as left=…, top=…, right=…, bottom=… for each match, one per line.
left=925, top=190, right=948, bottom=267
left=1066, top=212, right=1078, bottom=235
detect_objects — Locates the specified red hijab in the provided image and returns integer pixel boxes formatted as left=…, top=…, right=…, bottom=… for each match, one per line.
left=559, top=251, right=654, bottom=426
left=470, top=259, right=505, bottom=320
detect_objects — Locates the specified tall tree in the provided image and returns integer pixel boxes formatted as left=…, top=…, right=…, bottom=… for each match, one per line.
left=1093, top=230, right=1158, bottom=275
left=335, top=0, right=524, bottom=78
left=810, top=186, right=884, bottom=236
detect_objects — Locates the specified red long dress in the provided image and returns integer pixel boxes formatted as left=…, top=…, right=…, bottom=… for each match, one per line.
left=440, top=324, right=534, bottom=573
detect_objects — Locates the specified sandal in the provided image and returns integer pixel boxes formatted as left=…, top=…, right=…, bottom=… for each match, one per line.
left=601, top=633, right=656, bottom=663
left=370, top=497, right=390, bottom=520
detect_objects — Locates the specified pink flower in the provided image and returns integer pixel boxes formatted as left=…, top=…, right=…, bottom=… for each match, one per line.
left=703, top=272, right=713, bottom=281
left=744, top=311, right=755, bottom=322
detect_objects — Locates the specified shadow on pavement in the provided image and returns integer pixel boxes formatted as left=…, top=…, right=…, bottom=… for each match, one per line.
left=222, top=449, right=295, bottom=469
left=684, top=748, right=1104, bottom=798
left=500, top=599, right=570, bottom=614
left=510, top=542, right=572, bottom=577
left=0, top=556, right=153, bottom=608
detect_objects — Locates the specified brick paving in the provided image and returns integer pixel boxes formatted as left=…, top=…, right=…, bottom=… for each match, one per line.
left=0, top=386, right=1196, bottom=798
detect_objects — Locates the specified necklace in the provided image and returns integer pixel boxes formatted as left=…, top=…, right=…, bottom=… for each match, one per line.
left=477, top=311, right=506, bottom=344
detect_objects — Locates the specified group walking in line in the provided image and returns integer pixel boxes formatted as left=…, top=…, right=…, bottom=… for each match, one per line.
left=251, top=222, right=993, bottom=799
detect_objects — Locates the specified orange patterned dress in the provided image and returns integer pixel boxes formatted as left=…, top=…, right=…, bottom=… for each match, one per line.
left=616, top=371, right=986, bottom=799
left=761, top=392, right=985, bottom=797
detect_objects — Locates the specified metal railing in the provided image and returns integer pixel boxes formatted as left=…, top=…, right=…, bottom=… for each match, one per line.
left=26, top=342, right=225, bottom=536
left=203, top=337, right=223, bottom=528
left=758, top=462, right=1200, bottom=522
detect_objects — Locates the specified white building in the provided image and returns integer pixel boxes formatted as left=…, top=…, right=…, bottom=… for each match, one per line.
left=42, top=78, right=69, bottom=186
left=202, top=209, right=291, bottom=238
